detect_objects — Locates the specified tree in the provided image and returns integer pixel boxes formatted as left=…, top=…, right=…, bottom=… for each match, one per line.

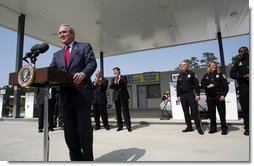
left=1, top=85, right=37, bottom=96
left=1, top=85, right=13, bottom=96
left=199, top=52, right=220, bottom=68
left=189, top=57, right=200, bottom=69
left=174, top=66, right=180, bottom=70
left=174, top=52, right=219, bottom=70
left=230, top=54, right=240, bottom=65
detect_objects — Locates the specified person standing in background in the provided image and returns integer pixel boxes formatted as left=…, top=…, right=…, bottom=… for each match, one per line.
left=230, top=46, right=249, bottom=136
left=110, top=67, right=132, bottom=132
left=176, top=60, right=204, bottom=135
left=201, top=61, right=229, bottom=135
left=36, top=87, right=55, bottom=133
left=93, top=71, right=110, bottom=131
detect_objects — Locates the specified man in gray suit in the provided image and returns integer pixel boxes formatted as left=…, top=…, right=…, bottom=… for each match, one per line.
left=93, top=71, right=110, bottom=130
left=50, top=24, right=97, bottom=161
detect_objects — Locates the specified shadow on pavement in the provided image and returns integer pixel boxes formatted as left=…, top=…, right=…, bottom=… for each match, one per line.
left=95, top=147, right=146, bottom=162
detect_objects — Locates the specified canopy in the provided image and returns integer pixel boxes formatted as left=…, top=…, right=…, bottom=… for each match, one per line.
left=0, top=0, right=249, bottom=57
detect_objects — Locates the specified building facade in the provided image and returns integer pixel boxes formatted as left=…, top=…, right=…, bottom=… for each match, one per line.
left=106, top=66, right=232, bottom=110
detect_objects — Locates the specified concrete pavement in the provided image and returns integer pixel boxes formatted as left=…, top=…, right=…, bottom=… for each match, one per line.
left=0, top=110, right=250, bottom=162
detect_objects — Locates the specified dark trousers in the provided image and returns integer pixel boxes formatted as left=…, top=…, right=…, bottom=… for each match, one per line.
left=180, top=92, right=202, bottom=130
left=38, top=100, right=54, bottom=130
left=206, top=95, right=228, bottom=132
left=93, top=103, right=109, bottom=128
left=62, top=102, right=93, bottom=161
left=114, top=98, right=131, bottom=129
left=239, top=84, right=249, bottom=131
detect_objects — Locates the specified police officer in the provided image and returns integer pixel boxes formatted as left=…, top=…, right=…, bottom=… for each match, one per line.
left=176, top=60, right=203, bottom=135
left=230, top=46, right=249, bottom=136
left=201, top=61, right=229, bottom=135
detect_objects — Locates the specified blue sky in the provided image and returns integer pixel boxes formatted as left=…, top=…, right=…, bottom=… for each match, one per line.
left=0, top=26, right=249, bottom=87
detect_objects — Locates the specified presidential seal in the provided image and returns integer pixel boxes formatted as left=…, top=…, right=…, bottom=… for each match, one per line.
left=18, top=64, right=35, bottom=87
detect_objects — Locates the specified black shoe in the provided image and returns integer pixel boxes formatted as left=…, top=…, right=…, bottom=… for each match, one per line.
left=94, top=126, right=101, bottom=130
left=38, top=129, right=43, bottom=133
left=105, top=126, right=110, bottom=130
left=49, top=128, right=55, bottom=131
left=198, top=130, right=204, bottom=135
left=208, top=130, right=217, bottom=134
left=116, top=128, right=123, bottom=131
left=182, top=128, right=193, bottom=132
left=244, top=130, right=249, bottom=136
left=221, top=131, right=227, bottom=135
left=127, top=128, right=132, bottom=132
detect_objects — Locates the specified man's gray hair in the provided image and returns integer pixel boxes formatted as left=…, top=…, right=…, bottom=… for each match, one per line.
left=59, top=24, right=75, bottom=35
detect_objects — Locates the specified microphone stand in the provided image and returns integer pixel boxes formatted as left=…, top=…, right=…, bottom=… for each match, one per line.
left=31, top=52, right=50, bottom=161
left=23, top=52, right=50, bottom=161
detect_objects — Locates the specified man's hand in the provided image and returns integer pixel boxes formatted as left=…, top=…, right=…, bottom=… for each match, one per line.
left=207, top=84, right=215, bottom=88
left=73, top=72, right=86, bottom=85
left=195, top=95, right=200, bottom=101
left=243, top=74, right=249, bottom=80
left=219, top=96, right=225, bottom=101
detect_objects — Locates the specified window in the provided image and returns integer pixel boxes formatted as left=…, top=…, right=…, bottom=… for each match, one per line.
left=147, top=84, right=161, bottom=98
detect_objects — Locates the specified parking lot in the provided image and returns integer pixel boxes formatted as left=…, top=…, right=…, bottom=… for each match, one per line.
left=0, top=109, right=250, bottom=162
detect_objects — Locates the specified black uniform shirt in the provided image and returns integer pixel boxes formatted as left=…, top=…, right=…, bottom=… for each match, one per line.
left=230, top=55, right=249, bottom=85
left=201, top=72, right=229, bottom=97
left=176, top=70, right=200, bottom=97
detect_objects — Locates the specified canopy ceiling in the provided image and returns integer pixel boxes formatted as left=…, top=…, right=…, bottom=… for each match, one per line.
left=0, top=0, right=249, bottom=57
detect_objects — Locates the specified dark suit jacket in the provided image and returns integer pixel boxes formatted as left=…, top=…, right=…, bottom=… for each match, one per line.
left=92, top=78, right=108, bottom=104
left=50, top=41, right=97, bottom=106
left=109, top=75, right=130, bottom=102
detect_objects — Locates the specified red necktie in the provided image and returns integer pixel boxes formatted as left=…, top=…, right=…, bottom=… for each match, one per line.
left=64, top=45, right=70, bottom=65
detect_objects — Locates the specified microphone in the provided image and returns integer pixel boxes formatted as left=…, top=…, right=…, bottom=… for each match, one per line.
left=37, top=43, right=49, bottom=54
left=30, top=43, right=49, bottom=58
left=30, top=44, right=40, bottom=52
left=23, top=43, right=49, bottom=64
left=30, top=43, right=49, bottom=64
left=23, top=44, right=40, bottom=63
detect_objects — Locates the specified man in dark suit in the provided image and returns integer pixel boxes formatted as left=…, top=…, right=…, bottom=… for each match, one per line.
left=50, top=24, right=97, bottom=161
left=36, top=87, right=55, bottom=133
left=110, top=67, right=132, bottom=132
left=93, top=71, right=110, bottom=130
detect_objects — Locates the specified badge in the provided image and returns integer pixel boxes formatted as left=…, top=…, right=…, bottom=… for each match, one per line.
left=239, top=62, right=242, bottom=66
left=216, top=74, right=219, bottom=78
left=18, top=64, right=35, bottom=87
left=188, top=74, right=191, bottom=78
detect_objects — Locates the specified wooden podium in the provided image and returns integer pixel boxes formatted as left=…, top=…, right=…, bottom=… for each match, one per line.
left=9, top=67, right=74, bottom=161
left=9, top=67, right=74, bottom=86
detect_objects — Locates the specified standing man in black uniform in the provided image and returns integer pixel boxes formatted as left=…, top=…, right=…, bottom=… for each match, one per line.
left=176, top=60, right=203, bottom=135
left=93, top=71, right=110, bottom=130
left=230, top=46, right=249, bottom=136
left=110, top=67, right=132, bottom=132
left=36, top=87, right=55, bottom=133
left=201, top=61, right=229, bottom=135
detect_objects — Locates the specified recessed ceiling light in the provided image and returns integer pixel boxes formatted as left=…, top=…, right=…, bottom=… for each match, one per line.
left=159, top=4, right=167, bottom=11
left=230, top=11, right=238, bottom=17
